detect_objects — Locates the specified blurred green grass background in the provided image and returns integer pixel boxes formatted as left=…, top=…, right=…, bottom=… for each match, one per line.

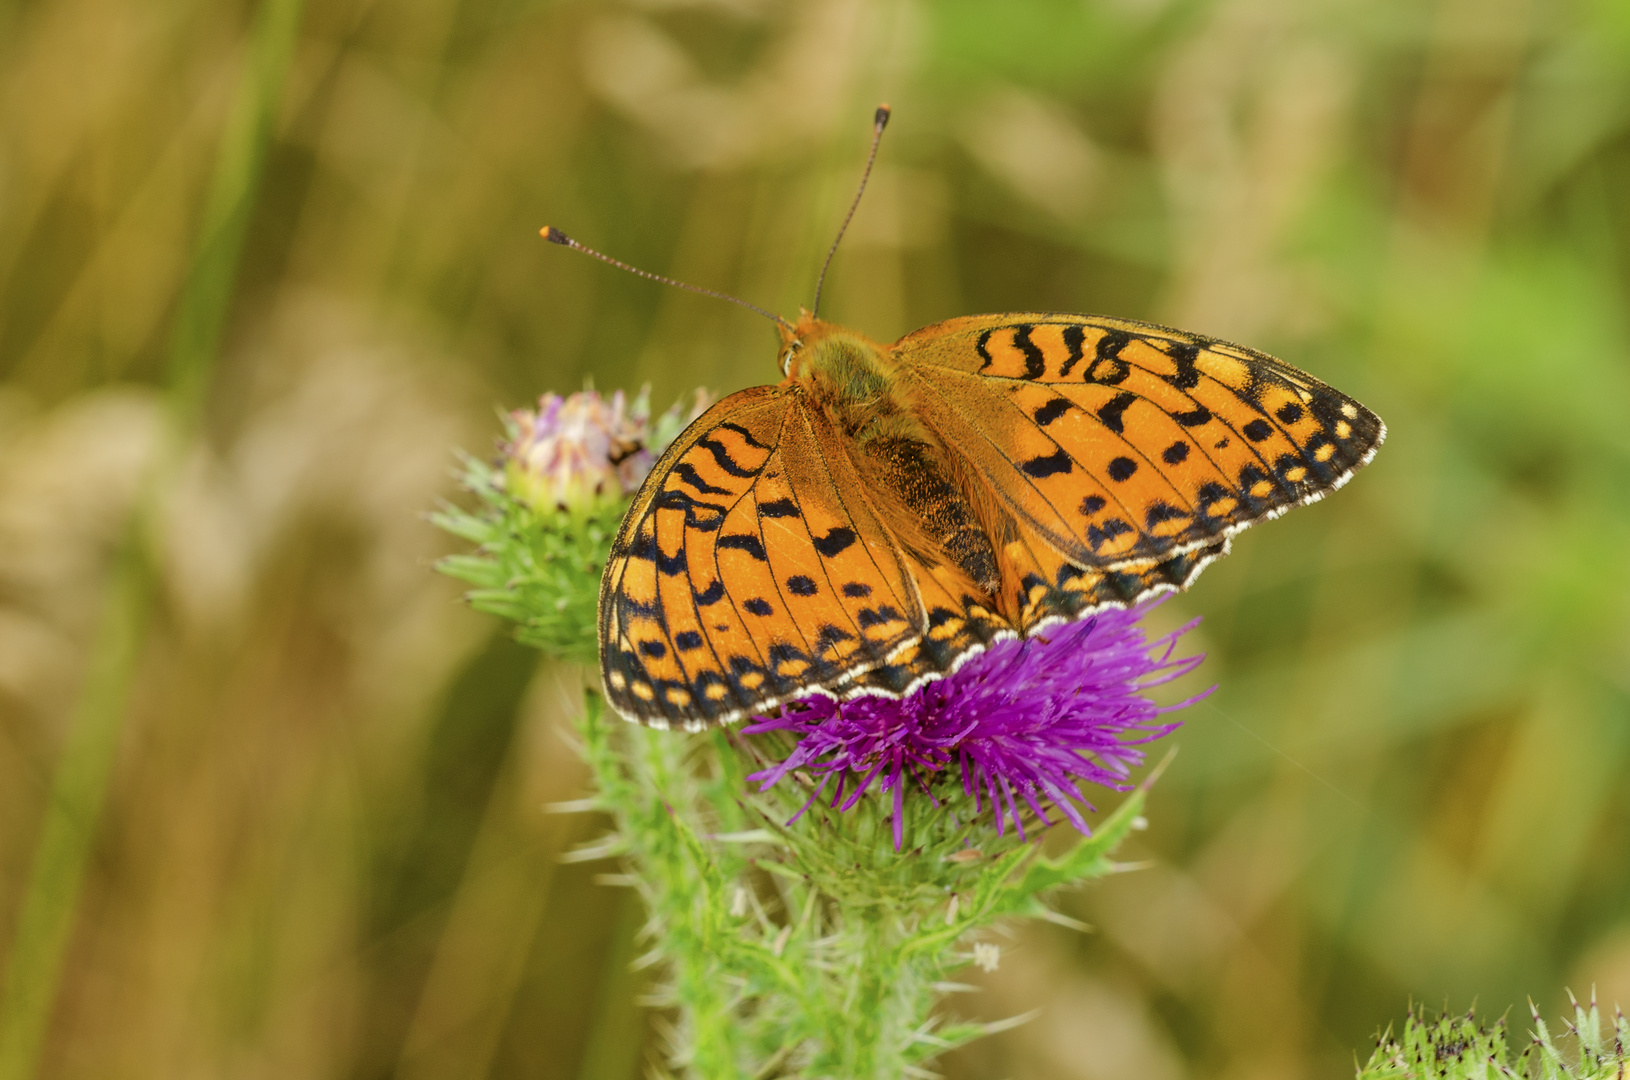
left=2, top=0, right=1629, bottom=1077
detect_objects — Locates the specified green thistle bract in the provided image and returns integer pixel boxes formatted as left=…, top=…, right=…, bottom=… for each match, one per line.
left=432, top=387, right=707, bottom=664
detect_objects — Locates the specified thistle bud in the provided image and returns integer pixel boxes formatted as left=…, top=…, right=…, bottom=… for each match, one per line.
left=501, top=390, right=647, bottom=513
left=435, top=386, right=710, bottom=664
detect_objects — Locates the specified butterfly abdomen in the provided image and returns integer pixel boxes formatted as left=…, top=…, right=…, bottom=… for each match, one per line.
left=862, top=435, right=1002, bottom=595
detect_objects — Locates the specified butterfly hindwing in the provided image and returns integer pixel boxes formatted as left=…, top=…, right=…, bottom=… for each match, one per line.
left=600, top=388, right=928, bottom=728
left=893, top=313, right=1385, bottom=569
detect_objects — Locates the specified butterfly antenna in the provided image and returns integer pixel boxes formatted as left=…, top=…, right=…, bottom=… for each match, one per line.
left=811, top=103, right=890, bottom=318
left=540, top=227, right=791, bottom=330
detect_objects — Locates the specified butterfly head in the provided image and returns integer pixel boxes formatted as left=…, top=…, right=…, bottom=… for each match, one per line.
left=778, top=308, right=887, bottom=385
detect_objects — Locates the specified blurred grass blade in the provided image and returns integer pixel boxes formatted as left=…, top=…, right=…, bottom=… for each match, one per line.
left=0, top=0, right=305, bottom=1074
left=0, top=537, right=150, bottom=1080
left=166, top=0, right=306, bottom=426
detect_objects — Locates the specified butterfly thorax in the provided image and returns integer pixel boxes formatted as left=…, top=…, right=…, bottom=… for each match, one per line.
left=782, top=316, right=919, bottom=441
left=782, top=315, right=1003, bottom=597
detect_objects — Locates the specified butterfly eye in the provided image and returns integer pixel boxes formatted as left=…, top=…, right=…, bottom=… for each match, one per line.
left=781, top=339, right=803, bottom=377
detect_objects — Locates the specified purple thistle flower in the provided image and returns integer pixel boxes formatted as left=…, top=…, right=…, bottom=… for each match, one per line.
left=743, top=601, right=1210, bottom=850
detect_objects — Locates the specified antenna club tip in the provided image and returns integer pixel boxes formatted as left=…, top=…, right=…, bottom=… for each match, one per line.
left=540, top=226, right=572, bottom=245
left=875, top=103, right=891, bottom=127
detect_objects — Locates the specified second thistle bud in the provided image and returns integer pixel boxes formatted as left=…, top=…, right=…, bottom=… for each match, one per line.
left=436, top=385, right=710, bottom=665
left=502, top=389, right=651, bottom=513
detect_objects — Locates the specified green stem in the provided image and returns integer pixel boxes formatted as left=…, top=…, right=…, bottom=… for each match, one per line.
left=581, top=701, right=743, bottom=1078
left=852, top=912, right=893, bottom=1077
left=0, top=2, right=304, bottom=1074
left=165, top=0, right=307, bottom=426
left=641, top=727, right=742, bottom=1079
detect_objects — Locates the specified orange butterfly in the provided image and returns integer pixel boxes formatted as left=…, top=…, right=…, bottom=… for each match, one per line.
left=548, top=107, right=1385, bottom=730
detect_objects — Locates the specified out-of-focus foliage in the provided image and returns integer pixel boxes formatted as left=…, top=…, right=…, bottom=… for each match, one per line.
left=1356, top=997, right=1630, bottom=1080
left=2, top=0, right=1629, bottom=1078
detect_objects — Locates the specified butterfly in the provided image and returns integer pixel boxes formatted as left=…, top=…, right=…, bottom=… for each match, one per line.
left=557, top=108, right=1385, bottom=730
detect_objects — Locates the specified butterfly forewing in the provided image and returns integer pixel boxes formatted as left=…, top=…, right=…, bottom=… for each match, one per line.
left=600, top=389, right=929, bottom=728
left=892, top=313, right=1385, bottom=568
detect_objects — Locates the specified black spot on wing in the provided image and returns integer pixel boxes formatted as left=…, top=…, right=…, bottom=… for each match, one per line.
left=675, top=630, right=704, bottom=651
left=1174, top=405, right=1212, bottom=427
left=786, top=575, right=818, bottom=596
left=743, top=598, right=773, bottom=616
left=1107, top=456, right=1138, bottom=482
left=1087, top=517, right=1133, bottom=551
left=758, top=497, right=800, bottom=519
left=1079, top=494, right=1106, bottom=515
left=693, top=580, right=725, bottom=606
left=766, top=642, right=809, bottom=666
left=1164, top=342, right=1202, bottom=390
left=1195, top=482, right=1231, bottom=515
left=813, top=527, right=857, bottom=557
left=1087, top=331, right=1132, bottom=384
left=842, top=582, right=872, bottom=598
left=813, top=624, right=854, bottom=653
left=1243, top=419, right=1274, bottom=442
left=857, top=605, right=903, bottom=628
left=1033, top=397, right=1072, bottom=426
left=718, top=533, right=768, bottom=561
left=1021, top=448, right=1073, bottom=478
left=1276, top=402, right=1304, bottom=424
left=1162, top=441, right=1190, bottom=465
left=1146, top=502, right=1188, bottom=528
left=1096, top=392, right=1136, bottom=435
